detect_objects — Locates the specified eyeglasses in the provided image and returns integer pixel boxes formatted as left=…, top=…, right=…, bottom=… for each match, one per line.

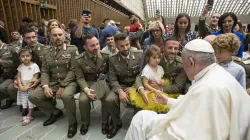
left=151, top=29, right=161, bottom=33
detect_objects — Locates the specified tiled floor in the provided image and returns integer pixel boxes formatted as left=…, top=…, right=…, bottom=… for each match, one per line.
left=0, top=99, right=134, bottom=140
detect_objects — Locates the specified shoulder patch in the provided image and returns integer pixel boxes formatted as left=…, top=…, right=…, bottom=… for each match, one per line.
left=133, top=49, right=143, bottom=53
left=109, top=53, right=118, bottom=58
left=175, top=56, right=183, bottom=63
left=67, top=45, right=77, bottom=48
left=75, top=53, right=84, bottom=59
left=100, top=50, right=110, bottom=55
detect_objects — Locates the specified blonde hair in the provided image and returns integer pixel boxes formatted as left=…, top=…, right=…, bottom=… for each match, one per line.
left=148, top=21, right=165, bottom=35
left=46, top=19, right=61, bottom=39
left=213, top=33, right=241, bottom=55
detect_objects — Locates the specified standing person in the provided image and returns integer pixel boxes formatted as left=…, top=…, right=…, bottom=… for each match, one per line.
left=0, top=20, right=8, bottom=43
left=17, top=47, right=40, bottom=126
left=212, top=33, right=246, bottom=89
left=28, top=27, right=78, bottom=138
left=125, top=39, right=250, bottom=140
left=74, top=9, right=99, bottom=53
left=213, top=12, right=244, bottom=58
left=74, top=35, right=110, bottom=136
left=100, top=18, right=120, bottom=49
left=167, top=13, right=196, bottom=55
left=199, top=4, right=220, bottom=38
left=68, top=19, right=78, bottom=46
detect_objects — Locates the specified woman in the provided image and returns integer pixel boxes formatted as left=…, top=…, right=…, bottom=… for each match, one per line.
left=46, top=19, right=61, bottom=45
left=143, top=21, right=167, bottom=52
left=235, top=22, right=247, bottom=37
left=213, top=12, right=244, bottom=58
left=166, top=13, right=196, bottom=55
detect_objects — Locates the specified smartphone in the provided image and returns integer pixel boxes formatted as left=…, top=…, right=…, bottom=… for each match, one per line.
left=82, top=10, right=91, bottom=16
left=207, top=0, right=214, bottom=7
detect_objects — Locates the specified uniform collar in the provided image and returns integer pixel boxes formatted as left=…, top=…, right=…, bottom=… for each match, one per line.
left=194, top=63, right=217, bottom=83
left=54, top=43, right=66, bottom=50
left=164, top=55, right=174, bottom=64
left=219, top=59, right=233, bottom=68
left=120, top=52, right=130, bottom=59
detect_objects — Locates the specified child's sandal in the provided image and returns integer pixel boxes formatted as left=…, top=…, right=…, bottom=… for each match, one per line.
left=22, top=116, right=33, bottom=126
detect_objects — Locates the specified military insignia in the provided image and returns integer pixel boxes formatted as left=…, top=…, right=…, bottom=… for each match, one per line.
left=85, top=66, right=91, bottom=69
left=62, top=53, right=71, bottom=60
left=132, top=54, right=135, bottom=59
left=38, top=46, right=40, bottom=50
left=76, top=50, right=79, bottom=55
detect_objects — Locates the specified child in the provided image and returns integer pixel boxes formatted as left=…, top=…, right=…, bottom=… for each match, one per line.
left=17, top=47, right=40, bottom=126
left=213, top=33, right=246, bottom=89
left=141, top=45, right=164, bottom=94
left=130, top=45, right=173, bottom=112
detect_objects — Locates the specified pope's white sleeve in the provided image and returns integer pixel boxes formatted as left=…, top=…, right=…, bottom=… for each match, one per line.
left=167, top=95, right=184, bottom=109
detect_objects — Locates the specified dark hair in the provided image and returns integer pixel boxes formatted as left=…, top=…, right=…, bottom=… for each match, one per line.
left=218, top=12, right=238, bottom=31
left=22, top=17, right=33, bottom=23
left=145, top=45, right=161, bottom=62
left=28, top=22, right=39, bottom=28
left=23, top=27, right=35, bottom=37
left=165, top=37, right=178, bottom=43
left=18, top=47, right=37, bottom=63
left=83, top=34, right=95, bottom=45
left=11, top=30, right=19, bottom=33
left=245, top=37, right=250, bottom=51
left=105, top=34, right=114, bottom=40
left=114, top=33, right=128, bottom=43
left=194, top=24, right=199, bottom=32
left=103, top=18, right=110, bottom=23
left=247, top=24, right=250, bottom=33
left=174, top=13, right=191, bottom=37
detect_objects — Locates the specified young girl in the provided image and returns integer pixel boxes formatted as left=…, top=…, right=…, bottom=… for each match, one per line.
left=130, top=45, right=171, bottom=112
left=17, top=47, right=40, bottom=126
left=141, top=45, right=164, bottom=94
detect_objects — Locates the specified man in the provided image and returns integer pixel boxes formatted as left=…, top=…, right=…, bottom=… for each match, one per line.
left=101, top=34, right=118, bottom=56
left=74, top=35, right=110, bottom=136
left=105, top=33, right=144, bottom=139
left=138, top=38, right=189, bottom=105
left=10, top=30, right=22, bottom=46
left=115, top=21, right=122, bottom=32
left=125, top=39, right=250, bottom=140
left=0, top=38, right=19, bottom=109
left=74, top=9, right=99, bottom=53
left=8, top=27, right=46, bottom=111
left=0, top=20, right=8, bottom=44
left=100, top=18, right=120, bottom=48
left=199, top=4, right=221, bottom=38
left=28, top=27, right=78, bottom=138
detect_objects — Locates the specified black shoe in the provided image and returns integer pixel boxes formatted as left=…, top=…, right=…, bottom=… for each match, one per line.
left=22, top=108, right=28, bottom=116
left=43, top=110, right=63, bottom=126
left=33, top=107, right=39, bottom=112
left=67, top=122, right=77, bottom=138
left=102, top=123, right=109, bottom=135
left=1, top=99, right=14, bottom=110
left=19, top=105, right=23, bottom=112
left=80, top=124, right=89, bottom=135
left=106, top=122, right=122, bottom=139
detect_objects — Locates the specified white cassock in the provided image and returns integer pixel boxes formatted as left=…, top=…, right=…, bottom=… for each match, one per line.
left=125, top=63, right=250, bottom=140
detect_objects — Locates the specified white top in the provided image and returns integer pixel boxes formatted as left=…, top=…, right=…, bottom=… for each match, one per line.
left=125, top=63, right=250, bottom=140
left=141, top=64, right=164, bottom=83
left=243, top=51, right=250, bottom=61
left=17, top=63, right=40, bottom=85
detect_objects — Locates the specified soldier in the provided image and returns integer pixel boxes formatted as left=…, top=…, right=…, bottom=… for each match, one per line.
left=9, top=27, right=46, bottom=113
left=138, top=37, right=188, bottom=106
left=105, top=33, right=143, bottom=139
left=28, top=27, right=78, bottom=138
left=10, top=30, right=22, bottom=47
left=0, top=38, right=20, bottom=109
left=74, top=35, right=110, bottom=136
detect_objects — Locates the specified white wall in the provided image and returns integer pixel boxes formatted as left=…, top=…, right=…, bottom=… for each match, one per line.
left=114, top=0, right=146, bottom=21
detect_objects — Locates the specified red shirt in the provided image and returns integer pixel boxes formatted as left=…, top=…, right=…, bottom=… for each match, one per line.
left=130, top=24, right=141, bottom=32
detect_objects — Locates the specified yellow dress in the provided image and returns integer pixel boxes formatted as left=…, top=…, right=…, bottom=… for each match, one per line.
left=130, top=78, right=180, bottom=113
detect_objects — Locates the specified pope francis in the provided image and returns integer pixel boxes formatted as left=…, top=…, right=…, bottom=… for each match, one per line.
left=125, top=39, right=250, bottom=140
